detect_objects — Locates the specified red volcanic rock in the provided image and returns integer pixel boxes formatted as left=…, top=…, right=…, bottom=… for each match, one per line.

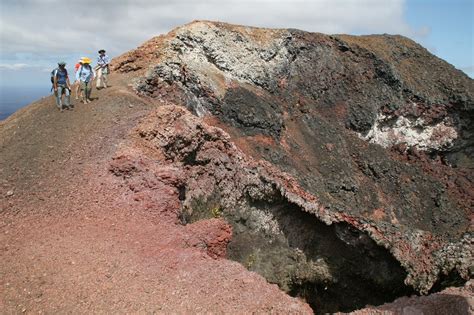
left=0, top=80, right=312, bottom=315
left=1, top=21, right=473, bottom=314
left=184, top=218, right=233, bottom=259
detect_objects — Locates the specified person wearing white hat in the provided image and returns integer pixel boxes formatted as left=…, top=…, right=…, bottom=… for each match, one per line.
left=75, top=57, right=95, bottom=104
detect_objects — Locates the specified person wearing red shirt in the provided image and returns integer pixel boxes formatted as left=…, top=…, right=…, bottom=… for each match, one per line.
left=73, top=59, right=83, bottom=100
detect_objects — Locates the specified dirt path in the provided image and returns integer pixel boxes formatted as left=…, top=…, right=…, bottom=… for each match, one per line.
left=0, top=75, right=311, bottom=313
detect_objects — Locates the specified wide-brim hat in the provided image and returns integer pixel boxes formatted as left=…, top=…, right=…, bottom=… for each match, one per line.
left=81, top=57, right=92, bottom=64
left=98, top=49, right=106, bottom=53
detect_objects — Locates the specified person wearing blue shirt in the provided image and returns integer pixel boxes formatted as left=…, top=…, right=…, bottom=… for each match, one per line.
left=53, top=61, right=72, bottom=111
left=95, top=49, right=110, bottom=89
left=76, top=57, right=95, bottom=104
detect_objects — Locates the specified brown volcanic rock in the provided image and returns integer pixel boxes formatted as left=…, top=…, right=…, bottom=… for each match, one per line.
left=1, top=20, right=473, bottom=314
left=113, top=20, right=473, bottom=311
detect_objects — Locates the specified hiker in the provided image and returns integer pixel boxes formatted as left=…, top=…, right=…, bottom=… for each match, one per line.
left=52, top=61, right=72, bottom=111
left=73, top=59, right=83, bottom=100
left=95, top=49, right=110, bottom=89
left=76, top=57, right=95, bottom=104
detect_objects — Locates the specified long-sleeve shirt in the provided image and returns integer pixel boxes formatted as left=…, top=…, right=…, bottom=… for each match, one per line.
left=97, top=55, right=110, bottom=69
left=76, top=65, right=94, bottom=82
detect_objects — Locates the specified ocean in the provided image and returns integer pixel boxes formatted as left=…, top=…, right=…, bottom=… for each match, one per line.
left=0, top=86, right=51, bottom=121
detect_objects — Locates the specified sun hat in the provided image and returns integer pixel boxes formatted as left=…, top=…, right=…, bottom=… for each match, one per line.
left=81, top=57, right=92, bottom=64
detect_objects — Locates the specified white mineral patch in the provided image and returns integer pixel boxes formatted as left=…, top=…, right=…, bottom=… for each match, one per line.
left=150, top=22, right=293, bottom=117
left=362, top=114, right=458, bottom=151
left=172, top=22, right=291, bottom=90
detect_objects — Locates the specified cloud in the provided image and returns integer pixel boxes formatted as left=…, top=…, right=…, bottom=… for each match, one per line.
left=0, top=63, right=30, bottom=70
left=0, top=0, right=418, bottom=60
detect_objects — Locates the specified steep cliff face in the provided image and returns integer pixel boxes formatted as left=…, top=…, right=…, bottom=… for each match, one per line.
left=112, top=21, right=473, bottom=312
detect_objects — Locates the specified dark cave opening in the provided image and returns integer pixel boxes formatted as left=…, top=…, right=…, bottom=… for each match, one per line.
left=182, top=193, right=415, bottom=313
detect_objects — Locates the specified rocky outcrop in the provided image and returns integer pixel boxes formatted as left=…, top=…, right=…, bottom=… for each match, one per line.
left=110, top=21, right=473, bottom=313
left=345, top=280, right=473, bottom=314
left=117, top=21, right=473, bottom=163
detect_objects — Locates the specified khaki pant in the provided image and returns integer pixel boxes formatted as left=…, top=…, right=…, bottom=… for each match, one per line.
left=96, top=67, right=108, bottom=88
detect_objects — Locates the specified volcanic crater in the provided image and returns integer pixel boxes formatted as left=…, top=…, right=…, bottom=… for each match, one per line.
left=1, top=21, right=473, bottom=314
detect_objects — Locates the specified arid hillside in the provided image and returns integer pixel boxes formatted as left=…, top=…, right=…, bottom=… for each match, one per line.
left=1, top=21, right=472, bottom=314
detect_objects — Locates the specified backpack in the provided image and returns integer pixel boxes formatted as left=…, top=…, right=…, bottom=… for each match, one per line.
left=50, top=68, right=68, bottom=88
left=51, top=68, right=68, bottom=92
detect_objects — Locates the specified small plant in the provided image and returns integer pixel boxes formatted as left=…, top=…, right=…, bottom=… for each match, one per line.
left=246, top=253, right=256, bottom=269
left=211, top=206, right=222, bottom=218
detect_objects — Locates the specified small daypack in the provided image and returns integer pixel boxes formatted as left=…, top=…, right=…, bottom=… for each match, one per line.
left=50, top=68, right=68, bottom=88
left=50, top=68, right=69, bottom=93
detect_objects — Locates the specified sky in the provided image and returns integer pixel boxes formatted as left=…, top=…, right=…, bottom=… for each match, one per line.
left=0, top=0, right=473, bottom=90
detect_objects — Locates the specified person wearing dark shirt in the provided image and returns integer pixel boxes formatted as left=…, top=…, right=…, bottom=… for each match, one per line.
left=53, top=61, right=72, bottom=111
